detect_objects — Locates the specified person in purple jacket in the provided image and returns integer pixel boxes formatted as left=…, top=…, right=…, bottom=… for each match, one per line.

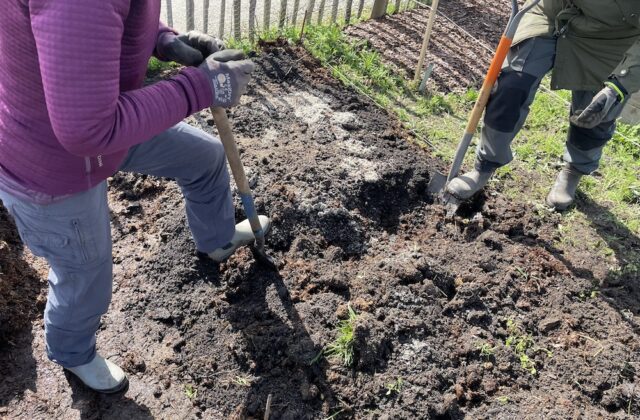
left=0, top=0, right=270, bottom=393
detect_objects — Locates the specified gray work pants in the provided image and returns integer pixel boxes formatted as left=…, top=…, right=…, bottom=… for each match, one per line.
left=0, top=122, right=234, bottom=368
left=475, top=37, right=627, bottom=175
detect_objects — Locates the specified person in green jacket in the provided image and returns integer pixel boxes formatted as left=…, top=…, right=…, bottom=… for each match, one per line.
left=447, top=0, right=640, bottom=210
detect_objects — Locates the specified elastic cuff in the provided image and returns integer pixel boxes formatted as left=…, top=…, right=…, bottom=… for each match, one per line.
left=605, top=77, right=628, bottom=102
left=180, top=67, right=214, bottom=111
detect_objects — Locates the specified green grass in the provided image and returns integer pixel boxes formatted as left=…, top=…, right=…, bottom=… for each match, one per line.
left=146, top=57, right=179, bottom=78
left=313, top=305, right=358, bottom=367
left=296, top=23, right=640, bottom=249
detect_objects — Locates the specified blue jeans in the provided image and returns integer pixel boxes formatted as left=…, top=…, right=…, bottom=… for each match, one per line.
left=0, top=122, right=234, bottom=368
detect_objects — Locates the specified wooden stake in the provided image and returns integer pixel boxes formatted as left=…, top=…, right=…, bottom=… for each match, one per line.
left=203, top=0, right=210, bottom=33
left=166, top=0, right=174, bottom=27
left=233, top=0, right=241, bottom=40
left=186, top=0, right=195, bottom=31
left=264, top=0, right=272, bottom=31
left=292, top=0, right=300, bottom=26
left=345, top=0, right=353, bottom=24
left=249, top=0, right=257, bottom=43
left=330, top=0, right=339, bottom=23
left=317, top=0, right=326, bottom=24
left=414, top=0, right=439, bottom=82
left=264, top=394, right=273, bottom=420
left=219, top=0, right=226, bottom=38
left=356, top=0, right=365, bottom=19
left=279, top=0, right=288, bottom=29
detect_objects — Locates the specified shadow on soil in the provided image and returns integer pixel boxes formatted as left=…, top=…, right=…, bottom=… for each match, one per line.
left=64, top=372, right=153, bottom=420
left=578, top=196, right=640, bottom=333
left=0, top=203, right=42, bottom=409
left=224, top=264, right=335, bottom=418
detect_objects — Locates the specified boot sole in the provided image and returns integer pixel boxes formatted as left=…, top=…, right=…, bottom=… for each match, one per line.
left=66, top=370, right=129, bottom=394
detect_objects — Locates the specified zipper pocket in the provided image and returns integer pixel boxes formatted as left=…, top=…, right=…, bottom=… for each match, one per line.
left=72, top=219, right=90, bottom=262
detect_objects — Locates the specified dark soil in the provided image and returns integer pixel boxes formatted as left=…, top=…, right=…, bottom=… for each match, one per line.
left=346, top=0, right=512, bottom=92
left=2, top=19, right=640, bottom=420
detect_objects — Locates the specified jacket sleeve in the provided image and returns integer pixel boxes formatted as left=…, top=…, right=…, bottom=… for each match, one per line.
left=612, top=39, right=640, bottom=94
left=29, top=0, right=212, bottom=157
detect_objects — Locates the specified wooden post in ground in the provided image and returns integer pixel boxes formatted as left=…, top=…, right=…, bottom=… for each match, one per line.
left=330, top=0, right=339, bottom=23
left=249, top=0, right=257, bottom=42
left=264, top=0, right=272, bottom=30
left=279, top=0, right=288, bottom=29
left=345, top=0, right=353, bottom=23
left=414, top=0, right=440, bottom=82
left=219, top=0, right=226, bottom=37
left=166, top=0, right=174, bottom=27
left=292, top=0, right=300, bottom=26
left=186, top=0, right=195, bottom=31
left=203, top=0, right=210, bottom=33
left=317, top=0, right=326, bottom=23
left=357, top=0, right=365, bottom=19
left=233, top=0, right=241, bottom=39
left=371, top=0, right=388, bottom=19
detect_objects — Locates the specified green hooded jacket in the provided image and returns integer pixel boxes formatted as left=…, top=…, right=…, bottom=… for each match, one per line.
left=514, top=0, right=640, bottom=93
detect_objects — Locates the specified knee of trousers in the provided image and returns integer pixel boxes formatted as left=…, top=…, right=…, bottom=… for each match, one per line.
left=568, top=120, right=615, bottom=151
left=484, top=71, right=539, bottom=133
left=185, top=137, right=229, bottom=187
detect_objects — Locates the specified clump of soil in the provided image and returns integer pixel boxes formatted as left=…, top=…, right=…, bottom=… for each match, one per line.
left=1, top=33, right=638, bottom=420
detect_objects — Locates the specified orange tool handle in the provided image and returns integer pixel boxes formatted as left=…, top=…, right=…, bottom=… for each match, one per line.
left=464, top=35, right=513, bottom=135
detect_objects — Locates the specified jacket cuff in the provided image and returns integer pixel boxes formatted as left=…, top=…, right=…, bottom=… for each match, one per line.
left=180, top=67, right=213, bottom=112
left=605, top=77, right=629, bottom=102
left=611, top=56, right=640, bottom=95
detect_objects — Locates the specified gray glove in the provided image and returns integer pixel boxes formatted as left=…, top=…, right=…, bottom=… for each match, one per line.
left=570, top=82, right=625, bottom=129
left=198, top=49, right=255, bottom=108
left=157, top=31, right=225, bottom=66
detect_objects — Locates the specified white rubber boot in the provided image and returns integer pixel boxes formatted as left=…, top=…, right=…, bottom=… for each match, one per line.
left=208, top=215, right=271, bottom=262
left=446, top=170, right=494, bottom=200
left=66, top=354, right=128, bottom=393
left=546, top=164, right=583, bottom=211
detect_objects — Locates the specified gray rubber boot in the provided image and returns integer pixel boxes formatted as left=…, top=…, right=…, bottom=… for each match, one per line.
left=546, top=164, right=583, bottom=211
left=446, top=170, right=494, bottom=200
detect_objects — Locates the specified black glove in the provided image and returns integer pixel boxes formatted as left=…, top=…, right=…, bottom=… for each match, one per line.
left=198, top=50, right=255, bottom=108
left=570, top=78, right=627, bottom=129
left=157, top=31, right=225, bottom=66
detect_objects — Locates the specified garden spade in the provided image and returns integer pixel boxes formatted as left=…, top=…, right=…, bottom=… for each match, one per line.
left=428, top=0, right=542, bottom=215
left=210, top=106, right=277, bottom=269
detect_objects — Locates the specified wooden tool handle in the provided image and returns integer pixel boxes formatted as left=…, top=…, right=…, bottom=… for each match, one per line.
left=464, top=35, right=513, bottom=135
left=210, top=107, right=266, bottom=237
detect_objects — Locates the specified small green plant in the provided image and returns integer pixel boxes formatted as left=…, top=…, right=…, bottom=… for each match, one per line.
left=505, top=319, right=538, bottom=375
left=313, top=305, right=358, bottom=367
left=184, top=384, right=198, bottom=400
left=496, top=396, right=510, bottom=405
left=477, top=342, right=497, bottom=359
left=233, top=375, right=252, bottom=387
left=578, top=287, right=600, bottom=301
left=385, top=377, right=404, bottom=396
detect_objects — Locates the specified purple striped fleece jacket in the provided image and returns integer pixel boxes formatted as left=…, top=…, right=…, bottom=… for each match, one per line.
left=0, top=0, right=213, bottom=202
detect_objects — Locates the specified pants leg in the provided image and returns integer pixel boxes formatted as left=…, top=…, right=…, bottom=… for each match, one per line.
left=564, top=91, right=627, bottom=174
left=119, top=122, right=235, bottom=253
left=475, top=37, right=557, bottom=172
left=0, top=182, right=112, bottom=368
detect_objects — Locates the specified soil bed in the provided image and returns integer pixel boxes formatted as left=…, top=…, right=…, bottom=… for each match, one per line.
left=346, top=0, right=512, bottom=92
left=1, top=30, right=639, bottom=420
